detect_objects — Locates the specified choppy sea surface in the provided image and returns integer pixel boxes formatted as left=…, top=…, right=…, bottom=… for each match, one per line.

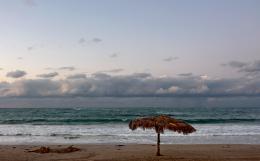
left=0, top=106, right=259, bottom=144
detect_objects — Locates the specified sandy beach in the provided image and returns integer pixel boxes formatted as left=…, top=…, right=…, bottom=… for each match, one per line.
left=0, top=144, right=259, bottom=161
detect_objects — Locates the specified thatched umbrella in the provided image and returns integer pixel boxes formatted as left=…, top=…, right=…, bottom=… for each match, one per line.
left=129, top=115, right=196, bottom=156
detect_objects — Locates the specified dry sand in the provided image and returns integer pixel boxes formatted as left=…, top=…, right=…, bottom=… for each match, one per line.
left=0, top=144, right=259, bottom=161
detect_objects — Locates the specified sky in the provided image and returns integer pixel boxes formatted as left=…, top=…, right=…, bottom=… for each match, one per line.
left=0, top=0, right=260, bottom=105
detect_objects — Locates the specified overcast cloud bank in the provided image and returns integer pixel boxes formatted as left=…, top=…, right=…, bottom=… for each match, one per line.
left=0, top=73, right=260, bottom=98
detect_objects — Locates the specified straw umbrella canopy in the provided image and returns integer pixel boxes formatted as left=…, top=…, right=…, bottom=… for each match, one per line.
left=129, top=115, right=196, bottom=156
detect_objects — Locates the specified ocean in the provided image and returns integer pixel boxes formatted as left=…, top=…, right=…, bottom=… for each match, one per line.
left=0, top=106, right=259, bottom=145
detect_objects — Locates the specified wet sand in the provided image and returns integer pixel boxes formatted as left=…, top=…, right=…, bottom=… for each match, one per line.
left=0, top=144, right=259, bottom=161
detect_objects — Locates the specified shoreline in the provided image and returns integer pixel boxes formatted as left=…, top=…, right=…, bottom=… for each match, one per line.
left=0, top=144, right=259, bottom=161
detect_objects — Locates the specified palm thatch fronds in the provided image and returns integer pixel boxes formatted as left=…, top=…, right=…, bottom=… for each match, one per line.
left=129, top=115, right=196, bottom=156
left=129, top=115, right=196, bottom=134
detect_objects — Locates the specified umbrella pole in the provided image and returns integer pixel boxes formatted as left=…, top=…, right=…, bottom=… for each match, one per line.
left=156, top=133, right=161, bottom=156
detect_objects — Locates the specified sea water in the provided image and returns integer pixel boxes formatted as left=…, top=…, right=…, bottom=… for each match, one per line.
left=0, top=106, right=259, bottom=144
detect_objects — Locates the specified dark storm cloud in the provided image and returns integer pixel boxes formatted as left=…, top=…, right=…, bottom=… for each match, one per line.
left=37, top=72, right=58, bottom=78
left=163, top=56, right=179, bottom=62
left=6, top=70, right=27, bottom=78
left=1, top=73, right=260, bottom=97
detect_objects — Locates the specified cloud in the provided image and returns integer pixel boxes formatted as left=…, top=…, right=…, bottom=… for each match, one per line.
left=98, top=68, right=124, bottom=73
left=6, top=70, right=27, bottom=78
left=178, top=73, right=193, bottom=77
left=1, top=73, right=260, bottom=97
left=0, top=79, right=60, bottom=97
left=44, top=66, right=75, bottom=71
left=109, top=53, right=119, bottom=58
left=45, top=67, right=54, bottom=70
left=58, top=66, right=76, bottom=71
left=37, top=72, right=59, bottom=78
left=163, top=56, right=179, bottom=62
left=17, top=57, right=23, bottom=60
left=67, top=74, right=86, bottom=79
left=224, top=61, right=248, bottom=68
left=27, top=45, right=36, bottom=51
left=24, top=0, right=36, bottom=6
left=78, top=37, right=86, bottom=44
left=240, top=60, right=260, bottom=73
left=224, top=60, right=260, bottom=75
left=92, top=38, right=102, bottom=43
left=78, top=37, right=102, bottom=45
left=91, top=73, right=111, bottom=79
left=200, top=74, right=210, bottom=80
left=131, top=73, right=151, bottom=78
